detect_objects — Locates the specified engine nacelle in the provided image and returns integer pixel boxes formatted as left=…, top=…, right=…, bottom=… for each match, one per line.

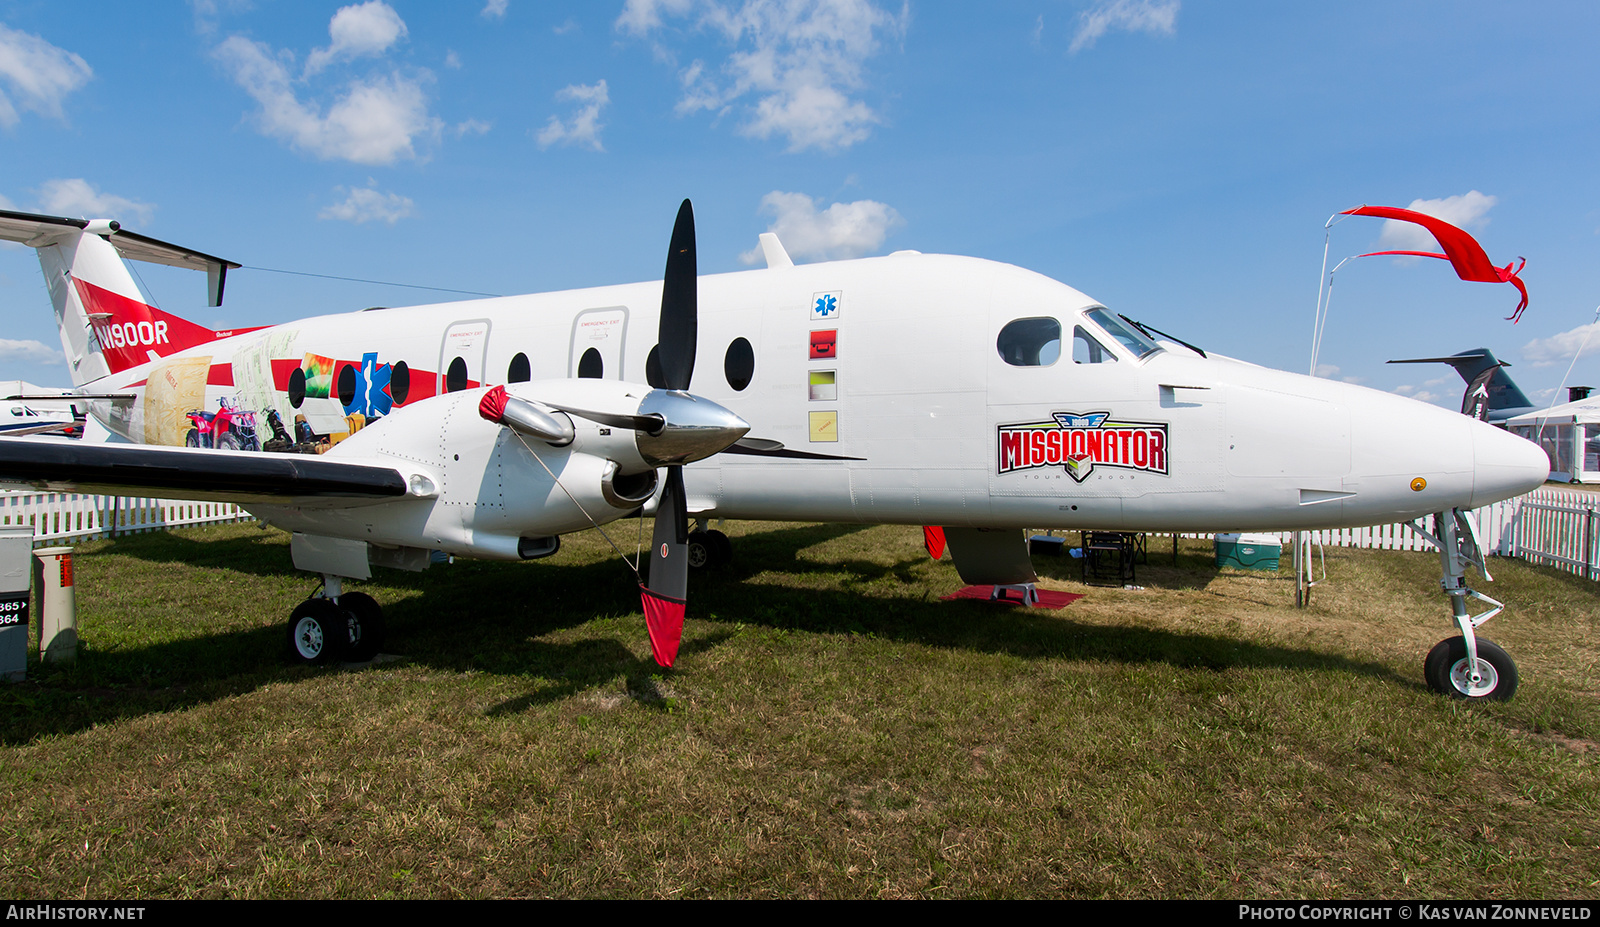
left=257, top=380, right=737, bottom=561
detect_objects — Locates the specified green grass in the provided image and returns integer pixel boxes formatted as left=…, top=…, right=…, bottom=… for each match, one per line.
left=0, top=521, right=1596, bottom=898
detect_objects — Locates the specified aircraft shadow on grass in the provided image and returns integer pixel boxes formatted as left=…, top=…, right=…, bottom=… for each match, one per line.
left=4, top=522, right=1400, bottom=743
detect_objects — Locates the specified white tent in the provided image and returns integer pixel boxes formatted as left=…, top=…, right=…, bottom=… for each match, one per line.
left=1506, top=396, right=1600, bottom=483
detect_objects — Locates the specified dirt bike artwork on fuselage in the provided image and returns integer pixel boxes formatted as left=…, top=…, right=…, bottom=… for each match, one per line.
left=184, top=397, right=260, bottom=451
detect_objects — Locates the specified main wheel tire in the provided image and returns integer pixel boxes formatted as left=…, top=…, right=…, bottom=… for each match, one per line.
left=287, top=598, right=348, bottom=665
left=686, top=530, right=712, bottom=570
left=184, top=430, right=200, bottom=448
left=1424, top=636, right=1518, bottom=702
left=218, top=432, right=242, bottom=451
left=338, top=591, right=386, bottom=662
left=707, top=529, right=732, bottom=567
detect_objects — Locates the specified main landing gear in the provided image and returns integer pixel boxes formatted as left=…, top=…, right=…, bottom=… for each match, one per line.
left=1407, top=508, right=1518, bottom=702
left=286, top=575, right=387, bottom=666
left=686, top=521, right=732, bottom=570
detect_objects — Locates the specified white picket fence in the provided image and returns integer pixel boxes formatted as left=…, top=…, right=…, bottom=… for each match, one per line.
left=1, top=485, right=1596, bottom=580
left=1508, top=487, right=1599, bottom=581
left=0, top=491, right=254, bottom=545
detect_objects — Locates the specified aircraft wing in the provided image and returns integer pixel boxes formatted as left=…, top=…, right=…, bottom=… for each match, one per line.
left=0, top=438, right=408, bottom=505
left=0, top=422, right=82, bottom=438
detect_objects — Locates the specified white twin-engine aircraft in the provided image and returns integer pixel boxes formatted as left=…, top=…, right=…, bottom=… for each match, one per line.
left=0, top=203, right=1548, bottom=699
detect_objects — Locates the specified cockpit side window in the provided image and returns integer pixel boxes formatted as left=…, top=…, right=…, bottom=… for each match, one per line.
left=996, top=317, right=1062, bottom=367
left=1072, top=326, right=1116, bottom=364
left=1084, top=307, right=1161, bottom=359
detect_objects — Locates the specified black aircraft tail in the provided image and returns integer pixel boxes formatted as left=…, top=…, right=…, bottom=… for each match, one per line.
left=1387, top=348, right=1536, bottom=424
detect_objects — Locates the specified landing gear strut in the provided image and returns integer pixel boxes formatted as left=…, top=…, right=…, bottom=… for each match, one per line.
left=285, top=574, right=387, bottom=666
left=1407, top=508, right=1518, bottom=702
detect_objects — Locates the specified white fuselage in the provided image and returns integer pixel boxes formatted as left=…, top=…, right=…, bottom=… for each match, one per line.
left=81, top=251, right=1549, bottom=543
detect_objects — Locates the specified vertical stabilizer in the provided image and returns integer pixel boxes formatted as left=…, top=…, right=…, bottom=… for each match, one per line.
left=0, top=210, right=242, bottom=386
left=1386, top=348, right=1537, bottom=423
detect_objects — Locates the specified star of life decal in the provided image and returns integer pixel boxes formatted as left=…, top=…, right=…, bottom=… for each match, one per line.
left=997, top=411, right=1169, bottom=483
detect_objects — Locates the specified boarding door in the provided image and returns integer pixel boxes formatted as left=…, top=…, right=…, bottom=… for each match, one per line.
left=568, top=307, right=629, bottom=380
left=439, top=319, right=492, bottom=394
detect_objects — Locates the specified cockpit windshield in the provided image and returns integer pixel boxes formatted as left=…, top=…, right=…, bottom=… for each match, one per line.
left=1084, top=307, right=1161, bottom=360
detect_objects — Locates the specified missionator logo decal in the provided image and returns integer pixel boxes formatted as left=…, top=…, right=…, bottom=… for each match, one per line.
left=997, top=411, right=1168, bottom=483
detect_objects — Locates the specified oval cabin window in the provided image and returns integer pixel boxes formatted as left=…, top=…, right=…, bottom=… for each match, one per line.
left=724, top=337, right=755, bottom=391
left=446, top=356, right=469, bottom=393
left=390, top=361, right=410, bottom=404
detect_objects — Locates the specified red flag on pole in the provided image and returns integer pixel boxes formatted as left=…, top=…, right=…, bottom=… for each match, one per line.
left=1340, top=205, right=1529, bottom=322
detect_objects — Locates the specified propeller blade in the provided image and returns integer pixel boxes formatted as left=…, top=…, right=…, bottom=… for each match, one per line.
left=732, top=436, right=784, bottom=452
left=551, top=405, right=664, bottom=435
left=641, top=465, right=689, bottom=667
left=658, top=199, right=697, bottom=392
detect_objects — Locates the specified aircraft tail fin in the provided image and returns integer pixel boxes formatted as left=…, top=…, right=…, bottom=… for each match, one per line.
left=1387, top=348, right=1535, bottom=423
left=0, top=210, right=243, bottom=386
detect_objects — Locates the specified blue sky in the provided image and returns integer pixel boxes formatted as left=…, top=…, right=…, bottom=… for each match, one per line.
left=3, top=0, right=1599, bottom=409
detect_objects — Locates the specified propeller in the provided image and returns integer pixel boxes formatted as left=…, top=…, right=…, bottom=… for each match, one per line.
left=641, top=199, right=699, bottom=669
left=477, top=200, right=734, bottom=669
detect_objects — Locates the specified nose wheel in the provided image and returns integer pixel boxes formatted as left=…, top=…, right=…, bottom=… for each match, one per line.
left=1425, top=636, right=1517, bottom=701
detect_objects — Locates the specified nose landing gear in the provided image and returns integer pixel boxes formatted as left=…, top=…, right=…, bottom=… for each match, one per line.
left=1407, top=508, right=1518, bottom=702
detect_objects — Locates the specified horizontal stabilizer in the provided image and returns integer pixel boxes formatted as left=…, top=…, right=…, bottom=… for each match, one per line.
left=0, top=439, right=407, bottom=504
left=0, top=208, right=240, bottom=307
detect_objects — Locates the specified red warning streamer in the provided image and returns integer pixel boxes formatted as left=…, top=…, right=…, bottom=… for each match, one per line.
left=640, top=585, right=685, bottom=668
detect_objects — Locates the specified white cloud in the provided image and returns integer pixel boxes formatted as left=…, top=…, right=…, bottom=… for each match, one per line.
left=35, top=178, right=155, bottom=225
left=0, top=339, right=64, bottom=365
left=454, top=117, right=491, bottom=136
left=304, top=1, right=408, bottom=77
left=619, top=0, right=905, bottom=152
left=617, top=0, right=695, bottom=35
left=444, top=50, right=462, bottom=70
left=214, top=30, right=440, bottom=165
left=1393, top=384, right=1441, bottom=404
left=1376, top=190, right=1497, bottom=254
left=482, top=0, right=510, bottom=20
left=738, top=190, right=902, bottom=263
left=318, top=181, right=415, bottom=225
left=1521, top=320, right=1600, bottom=368
left=1069, top=0, right=1179, bottom=54
left=536, top=80, right=609, bottom=151
left=0, top=23, right=92, bottom=128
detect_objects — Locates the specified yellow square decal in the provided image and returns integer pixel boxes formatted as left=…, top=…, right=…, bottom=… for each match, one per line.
left=808, top=410, right=838, bottom=442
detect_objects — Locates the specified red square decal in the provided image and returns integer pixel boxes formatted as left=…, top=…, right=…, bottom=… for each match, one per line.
left=810, top=329, right=837, bottom=359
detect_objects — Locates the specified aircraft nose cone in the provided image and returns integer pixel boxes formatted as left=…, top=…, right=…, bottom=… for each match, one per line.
left=635, top=390, right=751, bottom=466
left=1471, top=422, right=1549, bottom=507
